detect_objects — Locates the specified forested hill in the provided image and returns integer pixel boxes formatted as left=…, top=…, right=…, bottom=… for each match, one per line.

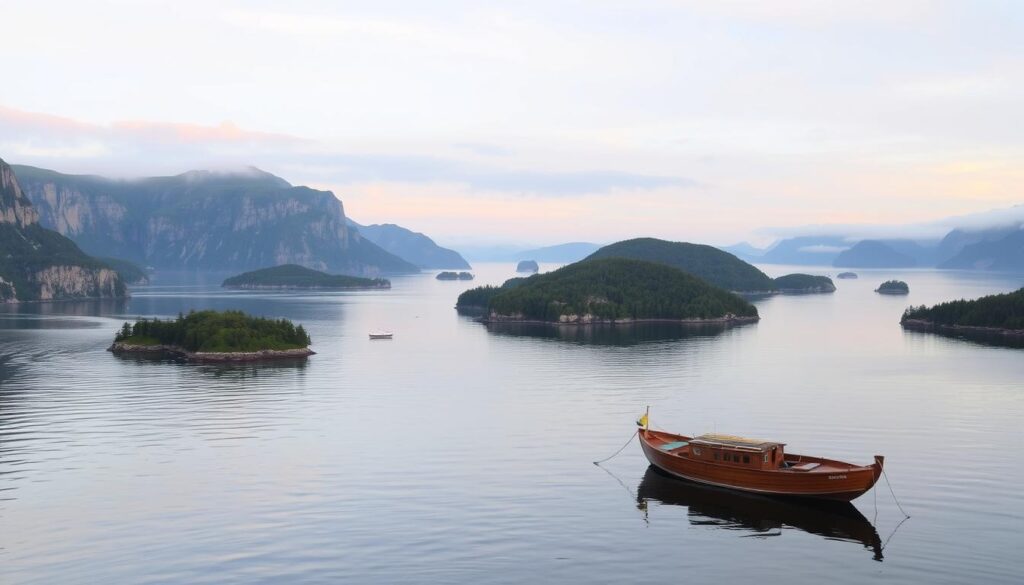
left=481, top=258, right=759, bottom=323
left=585, top=238, right=776, bottom=293
left=902, top=288, right=1024, bottom=330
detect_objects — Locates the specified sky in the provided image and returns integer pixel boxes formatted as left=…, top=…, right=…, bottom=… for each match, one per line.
left=1, top=0, right=1022, bottom=247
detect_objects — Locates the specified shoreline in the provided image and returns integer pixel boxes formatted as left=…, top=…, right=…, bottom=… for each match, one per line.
left=478, top=314, right=760, bottom=326
left=900, top=319, right=1024, bottom=339
left=108, top=341, right=315, bottom=362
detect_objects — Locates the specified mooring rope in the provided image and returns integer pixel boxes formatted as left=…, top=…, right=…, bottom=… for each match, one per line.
left=882, top=468, right=911, bottom=518
left=593, top=429, right=638, bottom=466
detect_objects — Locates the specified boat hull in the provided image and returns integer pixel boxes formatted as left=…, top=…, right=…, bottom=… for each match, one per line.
left=639, top=430, right=882, bottom=502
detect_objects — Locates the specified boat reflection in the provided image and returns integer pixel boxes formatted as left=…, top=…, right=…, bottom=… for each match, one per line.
left=637, top=466, right=883, bottom=561
left=481, top=321, right=750, bottom=346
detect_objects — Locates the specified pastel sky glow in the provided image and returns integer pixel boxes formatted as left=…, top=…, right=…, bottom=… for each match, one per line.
left=2, top=0, right=1022, bottom=246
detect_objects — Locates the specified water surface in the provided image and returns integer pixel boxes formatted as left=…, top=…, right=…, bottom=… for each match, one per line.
left=2, top=264, right=1023, bottom=584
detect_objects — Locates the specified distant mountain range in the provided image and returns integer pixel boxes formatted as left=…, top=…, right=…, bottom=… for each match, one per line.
left=725, top=209, right=1024, bottom=270
left=1, top=158, right=125, bottom=302
left=459, top=242, right=602, bottom=263
left=345, top=220, right=470, bottom=269
left=12, top=164, right=421, bottom=276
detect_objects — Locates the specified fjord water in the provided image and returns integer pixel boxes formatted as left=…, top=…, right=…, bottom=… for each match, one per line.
left=2, top=264, right=1022, bottom=584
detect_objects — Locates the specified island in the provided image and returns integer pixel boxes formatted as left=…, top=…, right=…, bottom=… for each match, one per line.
left=836, top=272, right=858, bottom=279
left=436, top=271, right=474, bottom=281
left=876, top=280, right=909, bottom=295
left=109, top=309, right=315, bottom=362
left=901, top=288, right=1024, bottom=342
left=222, top=264, right=390, bottom=290
left=516, top=260, right=540, bottom=273
left=773, top=274, right=836, bottom=294
left=456, top=276, right=531, bottom=312
left=468, top=258, right=759, bottom=325
left=585, top=237, right=776, bottom=293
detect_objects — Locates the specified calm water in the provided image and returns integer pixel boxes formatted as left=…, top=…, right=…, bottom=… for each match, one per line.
left=2, top=264, right=1023, bottom=584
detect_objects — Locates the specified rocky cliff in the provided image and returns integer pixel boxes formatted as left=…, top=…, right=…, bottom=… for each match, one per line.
left=13, top=165, right=418, bottom=276
left=0, top=158, right=126, bottom=302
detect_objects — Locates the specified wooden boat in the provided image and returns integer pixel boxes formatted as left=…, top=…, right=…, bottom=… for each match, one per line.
left=638, top=420, right=883, bottom=502
left=368, top=332, right=393, bottom=340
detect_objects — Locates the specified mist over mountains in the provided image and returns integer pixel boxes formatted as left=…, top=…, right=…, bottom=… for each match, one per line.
left=725, top=206, right=1024, bottom=271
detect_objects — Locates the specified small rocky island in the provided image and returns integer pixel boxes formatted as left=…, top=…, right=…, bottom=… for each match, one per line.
left=461, top=258, right=759, bottom=325
left=837, top=272, right=858, bottom=279
left=901, top=288, right=1024, bottom=343
left=516, top=260, right=539, bottom=273
left=773, top=274, right=836, bottom=294
left=222, top=264, right=390, bottom=290
left=436, top=271, right=474, bottom=281
left=876, top=280, right=909, bottom=295
left=109, top=309, right=315, bottom=362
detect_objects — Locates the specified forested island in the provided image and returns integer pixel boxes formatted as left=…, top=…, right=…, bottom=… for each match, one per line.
left=437, top=271, right=474, bottom=281
left=516, top=260, right=540, bottom=273
left=462, top=258, right=758, bottom=325
left=773, top=274, right=836, bottom=294
left=901, top=288, right=1024, bottom=342
left=837, top=272, right=858, bottom=279
left=222, top=264, right=390, bottom=290
left=876, top=280, right=909, bottom=294
left=456, top=277, right=531, bottom=311
left=109, top=310, right=315, bottom=361
left=586, top=238, right=776, bottom=293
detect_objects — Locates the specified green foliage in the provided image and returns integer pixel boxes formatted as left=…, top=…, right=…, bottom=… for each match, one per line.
left=222, top=264, right=389, bottom=289
left=584, top=238, right=776, bottom=292
left=773, top=273, right=836, bottom=291
left=115, top=310, right=313, bottom=352
left=480, top=258, right=758, bottom=322
left=456, top=276, right=531, bottom=308
left=902, top=288, right=1024, bottom=330
left=876, top=280, right=909, bottom=293
left=436, top=271, right=474, bottom=280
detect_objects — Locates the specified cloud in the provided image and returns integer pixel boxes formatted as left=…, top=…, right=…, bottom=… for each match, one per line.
left=0, top=104, right=696, bottom=196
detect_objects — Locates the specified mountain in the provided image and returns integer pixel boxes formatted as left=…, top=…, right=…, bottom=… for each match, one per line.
left=833, top=240, right=917, bottom=268
left=756, top=236, right=850, bottom=266
left=585, top=237, right=776, bottom=293
left=12, top=164, right=417, bottom=276
left=479, top=258, right=759, bottom=324
left=1, top=158, right=125, bottom=302
left=346, top=220, right=470, bottom=269
left=514, top=242, right=602, bottom=263
left=719, top=242, right=766, bottom=261
left=939, top=228, right=1024, bottom=271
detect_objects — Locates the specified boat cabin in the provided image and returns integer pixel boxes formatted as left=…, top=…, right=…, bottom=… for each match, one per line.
left=687, top=433, right=786, bottom=470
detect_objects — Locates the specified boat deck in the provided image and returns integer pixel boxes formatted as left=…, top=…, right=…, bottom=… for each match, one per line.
left=650, top=434, right=864, bottom=473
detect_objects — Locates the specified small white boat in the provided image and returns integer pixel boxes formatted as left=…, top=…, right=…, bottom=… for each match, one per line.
left=369, top=331, right=393, bottom=340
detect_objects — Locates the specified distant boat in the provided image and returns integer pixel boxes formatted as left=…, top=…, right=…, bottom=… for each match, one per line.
left=368, top=332, right=393, bottom=340
left=637, top=414, right=883, bottom=501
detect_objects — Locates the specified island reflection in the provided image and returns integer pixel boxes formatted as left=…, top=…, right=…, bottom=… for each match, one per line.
left=481, top=321, right=751, bottom=346
left=637, top=466, right=883, bottom=561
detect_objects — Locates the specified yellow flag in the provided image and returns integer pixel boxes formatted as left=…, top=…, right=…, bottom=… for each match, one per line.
left=637, top=413, right=648, bottom=428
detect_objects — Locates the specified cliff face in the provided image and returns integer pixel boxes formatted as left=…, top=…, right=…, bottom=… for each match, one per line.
left=0, top=158, right=126, bottom=302
left=13, top=165, right=418, bottom=276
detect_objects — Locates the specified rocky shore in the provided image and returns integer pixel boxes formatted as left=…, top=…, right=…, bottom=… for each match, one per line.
left=900, top=318, right=1024, bottom=339
left=108, top=341, right=315, bottom=362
